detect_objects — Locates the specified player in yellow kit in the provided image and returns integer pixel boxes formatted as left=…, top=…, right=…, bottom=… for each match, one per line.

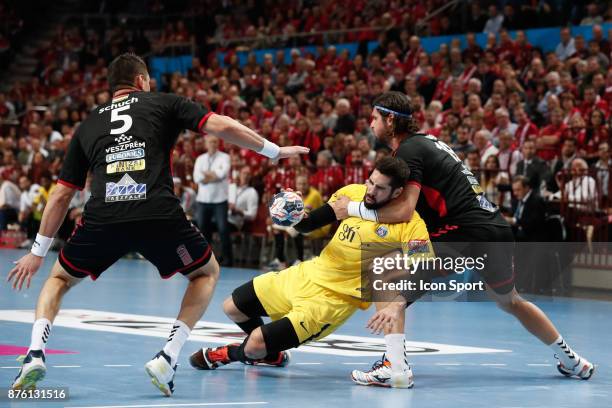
left=189, top=157, right=432, bottom=388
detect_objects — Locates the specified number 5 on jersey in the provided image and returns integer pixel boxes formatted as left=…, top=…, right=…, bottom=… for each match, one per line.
left=111, top=105, right=133, bottom=135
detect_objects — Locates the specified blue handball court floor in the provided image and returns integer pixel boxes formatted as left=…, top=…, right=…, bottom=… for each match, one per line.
left=0, top=249, right=610, bottom=408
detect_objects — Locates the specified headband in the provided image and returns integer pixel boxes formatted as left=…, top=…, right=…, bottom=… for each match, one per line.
left=374, top=105, right=412, bottom=118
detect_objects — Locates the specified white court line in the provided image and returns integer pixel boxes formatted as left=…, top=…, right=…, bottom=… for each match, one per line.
left=103, top=364, right=132, bottom=367
left=435, top=363, right=461, bottom=366
left=341, top=362, right=368, bottom=365
left=66, top=402, right=268, bottom=408
left=480, top=363, right=507, bottom=366
left=0, top=366, right=19, bottom=369
left=527, top=363, right=552, bottom=366
left=294, top=362, right=321, bottom=365
left=52, top=365, right=81, bottom=368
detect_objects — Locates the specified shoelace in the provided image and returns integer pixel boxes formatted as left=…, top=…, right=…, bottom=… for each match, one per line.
left=368, top=354, right=388, bottom=373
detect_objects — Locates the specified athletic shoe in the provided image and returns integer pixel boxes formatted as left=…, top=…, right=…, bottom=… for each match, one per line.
left=556, top=355, right=595, bottom=380
left=351, top=354, right=414, bottom=388
left=245, top=350, right=291, bottom=367
left=144, top=350, right=176, bottom=397
left=11, top=350, right=46, bottom=390
left=189, top=345, right=236, bottom=370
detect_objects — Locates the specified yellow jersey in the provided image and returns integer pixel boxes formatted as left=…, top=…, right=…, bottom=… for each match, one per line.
left=302, top=186, right=330, bottom=239
left=32, top=184, right=56, bottom=221
left=304, top=184, right=432, bottom=299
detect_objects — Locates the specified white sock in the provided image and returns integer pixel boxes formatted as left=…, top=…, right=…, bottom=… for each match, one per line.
left=385, top=334, right=408, bottom=373
left=550, top=335, right=579, bottom=368
left=29, top=318, right=51, bottom=353
left=162, top=320, right=191, bottom=367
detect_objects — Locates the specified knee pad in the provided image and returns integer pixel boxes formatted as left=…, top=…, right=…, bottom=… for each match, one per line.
left=260, top=317, right=300, bottom=354
left=231, top=280, right=268, bottom=318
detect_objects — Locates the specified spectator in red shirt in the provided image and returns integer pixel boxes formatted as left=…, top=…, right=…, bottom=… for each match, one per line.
left=432, top=65, right=453, bottom=106
left=344, top=149, right=372, bottom=184
left=462, top=32, right=483, bottom=62
left=564, top=114, right=587, bottom=152
left=580, top=86, right=609, bottom=120
left=560, top=92, right=582, bottom=125
left=309, top=150, right=343, bottom=200
left=604, top=70, right=612, bottom=112
left=497, top=30, right=516, bottom=63
left=403, top=35, right=422, bottom=74
left=514, top=106, right=540, bottom=149
left=537, top=108, right=567, bottom=161
left=583, top=109, right=610, bottom=162
left=420, top=107, right=441, bottom=135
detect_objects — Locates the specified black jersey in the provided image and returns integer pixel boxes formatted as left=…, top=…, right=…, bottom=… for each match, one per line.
left=394, top=134, right=507, bottom=230
left=58, top=90, right=211, bottom=225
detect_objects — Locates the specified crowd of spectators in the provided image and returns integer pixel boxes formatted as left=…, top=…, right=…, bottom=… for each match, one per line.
left=65, top=1, right=612, bottom=51
left=0, top=1, right=610, bottom=267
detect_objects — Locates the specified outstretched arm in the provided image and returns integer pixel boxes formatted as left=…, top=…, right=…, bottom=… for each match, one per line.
left=202, top=113, right=309, bottom=160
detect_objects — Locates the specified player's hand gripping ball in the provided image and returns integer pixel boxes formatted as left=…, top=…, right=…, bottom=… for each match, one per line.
left=269, top=191, right=305, bottom=226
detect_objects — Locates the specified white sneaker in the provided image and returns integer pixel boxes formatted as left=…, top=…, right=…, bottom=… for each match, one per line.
left=556, top=355, right=595, bottom=380
left=351, top=355, right=414, bottom=388
left=11, top=349, right=46, bottom=390
left=144, top=351, right=176, bottom=396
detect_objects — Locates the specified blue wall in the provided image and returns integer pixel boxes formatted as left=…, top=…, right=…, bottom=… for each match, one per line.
left=151, top=23, right=612, bottom=76
left=149, top=55, right=193, bottom=86
left=419, top=23, right=612, bottom=54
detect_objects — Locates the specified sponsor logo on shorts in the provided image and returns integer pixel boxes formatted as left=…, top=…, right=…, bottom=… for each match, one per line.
left=105, top=173, right=146, bottom=202
left=375, top=226, right=388, bottom=238
left=176, top=244, right=194, bottom=266
left=106, top=159, right=145, bottom=174
left=106, top=148, right=145, bottom=163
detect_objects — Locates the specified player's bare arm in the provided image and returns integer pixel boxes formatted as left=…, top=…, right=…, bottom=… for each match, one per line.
left=7, top=184, right=77, bottom=290
left=202, top=113, right=310, bottom=161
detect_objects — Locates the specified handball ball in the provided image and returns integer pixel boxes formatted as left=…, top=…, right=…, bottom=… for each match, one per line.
left=269, top=191, right=305, bottom=226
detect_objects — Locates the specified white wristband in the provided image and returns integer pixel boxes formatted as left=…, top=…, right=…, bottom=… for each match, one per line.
left=347, top=201, right=378, bottom=222
left=31, top=234, right=54, bottom=257
left=259, top=139, right=280, bottom=159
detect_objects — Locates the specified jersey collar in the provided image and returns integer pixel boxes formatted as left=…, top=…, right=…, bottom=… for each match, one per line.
left=112, top=87, right=140, bottom=101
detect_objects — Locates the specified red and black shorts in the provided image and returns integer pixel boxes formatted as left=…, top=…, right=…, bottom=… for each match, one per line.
left=58, top=216, right=213, bottom=280
left=430, top=222, right=516, bottom=295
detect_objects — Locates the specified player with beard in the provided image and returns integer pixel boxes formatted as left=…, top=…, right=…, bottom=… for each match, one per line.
left=330, top=91, right=594, bottom=387
left=189, top=157, right=432, bottom=388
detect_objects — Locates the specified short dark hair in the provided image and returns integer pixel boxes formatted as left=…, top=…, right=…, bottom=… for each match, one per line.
left=108, top=53, right=149, bottom=93
left=512, top=175, right=530, bottom=188
left=374, top=156, right=411, bottom=190
left=564, top=138, right=577, bottom=146
left=372, top=91, right=419, bottom=135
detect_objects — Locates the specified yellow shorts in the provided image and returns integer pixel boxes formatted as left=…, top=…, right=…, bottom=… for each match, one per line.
left=253, top=263, right=358, bottom=344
